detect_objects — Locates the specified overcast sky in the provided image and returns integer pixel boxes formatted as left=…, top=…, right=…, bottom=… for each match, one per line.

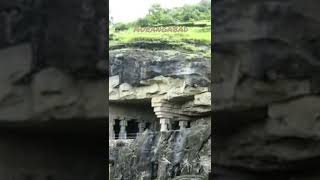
left=110, top=0, right=203, bottom=23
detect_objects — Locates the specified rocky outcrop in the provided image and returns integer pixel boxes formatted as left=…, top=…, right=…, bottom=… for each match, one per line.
left=109, top=49, right=211, bottom=87
left=0, top=44, right=107, bottom=122
left=215, top=0, right=320, bottom=179
left=0, top=0, right=107, bottom=179
left=109, top=45, right=211, bottom=179
left=0, top=0, right=107, bottom=74
left=0, top=0, right=107, bottom=123
left=110, top=121, right=211, bottom=180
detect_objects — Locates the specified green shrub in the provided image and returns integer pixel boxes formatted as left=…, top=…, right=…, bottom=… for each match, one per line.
left=114, top=23, right=129, bottom=32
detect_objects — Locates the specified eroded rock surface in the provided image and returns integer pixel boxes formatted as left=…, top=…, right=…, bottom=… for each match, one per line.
left=110, top=122, right=211, bottom=180
left=109, top=49, right=211, bottom=87
left=0, top=0, right=107, bottom=179
left=109, top=44, right=211, bottom=179
left=215, top=0, right=320, bottom=179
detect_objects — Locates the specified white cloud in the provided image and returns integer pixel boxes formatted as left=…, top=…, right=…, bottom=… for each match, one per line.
left=110, top=0, right=203, bottom=23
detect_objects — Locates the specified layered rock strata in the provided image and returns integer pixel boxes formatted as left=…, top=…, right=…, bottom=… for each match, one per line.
left=109, top=48, right=211, bottom=179
left=214, top=0, right=320, bottom=179
left=0, top=0, right=107, bottom=179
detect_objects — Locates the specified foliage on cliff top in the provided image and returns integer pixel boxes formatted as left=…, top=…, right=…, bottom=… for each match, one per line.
left=134, top=0, right=211, bottom=26
left=109, top=25, right=211, bottom=58
left=110, top=24, right=210, bottom=44
left=109, top=1, right=211, bottom=58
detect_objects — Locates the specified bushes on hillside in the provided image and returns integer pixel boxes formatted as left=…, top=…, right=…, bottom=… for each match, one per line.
left=114, top=23, right=129, bottom=31
left=135, top=1, right=211, bottom=27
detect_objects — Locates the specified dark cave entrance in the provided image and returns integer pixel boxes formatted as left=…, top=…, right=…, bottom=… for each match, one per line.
left=172, top=121, right=180, bottom=130
left=146, top=122, right=151, bottom=130
left=114, top=119, right=140, bottom=139
left=114, top=119, right=120, bottom=139
left=127, top=120, right=139, bottom=139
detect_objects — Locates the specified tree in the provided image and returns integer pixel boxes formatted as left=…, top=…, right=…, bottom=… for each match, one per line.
left=114, top=22, right=129, bottom=32
left=135, top=1, right=211, bottom=26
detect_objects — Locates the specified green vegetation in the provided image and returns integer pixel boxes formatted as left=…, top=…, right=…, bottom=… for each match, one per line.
left=109, top=0, right=211, bottom=58
left=135, top=0, right=211, bottom=26
left=110, top=24, right=210, bottom=44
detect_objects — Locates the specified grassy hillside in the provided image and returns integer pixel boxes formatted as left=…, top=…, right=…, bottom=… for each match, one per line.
left=110, top=21, right=211, bottom=58
left=109, top=1, right=211, bottom=58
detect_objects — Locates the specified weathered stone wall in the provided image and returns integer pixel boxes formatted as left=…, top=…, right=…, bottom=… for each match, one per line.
left=0, top=0, right=107, bottom=178
left=0, top=0, right=107, bottom=73
left=215, top=0, right=320, bottom=179
left=110, top=122, right=211, bottom=180
left=109, top=49, right=211, bottom=121
left=0, top=0, right=107, bottom=123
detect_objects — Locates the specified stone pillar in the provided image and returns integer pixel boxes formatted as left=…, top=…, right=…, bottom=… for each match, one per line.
left=119, top=119, right=127, bottom=139
left=179, top=121, right=188, bottom=130
left=109, top=163, right=111, bottom=180
left=109, top=117, right=115, bottom=140
left=168, top=121, right=172, bottom=131
left=160, top=118, right=170, bottom=132
left=138, top=122, right=146, bottom=134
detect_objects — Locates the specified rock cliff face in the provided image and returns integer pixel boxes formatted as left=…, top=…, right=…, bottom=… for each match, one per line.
left=215, top=0, right=320, bottom=179
left=0, top=0, right=107, bottom=73
left=109, top=44, right=211, bottom=179
left=0, top=0, right=107, bottom=179
left=0, top=0, right=107, bottom=122
left=110, top=122, right=211, bottom=180
left=109, top=49, right=211, bottom=87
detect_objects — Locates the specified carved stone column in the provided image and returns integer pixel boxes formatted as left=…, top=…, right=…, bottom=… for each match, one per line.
left=152, top=97, right=191, bottom=132
left=109, top=117, right=115, bottom=140
left=160, top=118, right=170, bottom=132
left=138, top=122, right=146, bottom=134
left=119, top=119, right=127, bottom=139
left=109, top=163, right=111, bottom=180
left=179, top=121, right=188, bottom=130
left=168, top=121, right=173, bottom=131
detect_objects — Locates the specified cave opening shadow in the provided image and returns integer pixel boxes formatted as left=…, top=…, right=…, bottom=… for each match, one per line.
left=127, top=119, right=139, bottom=139
left=114, top=119, right=120, bottom=139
